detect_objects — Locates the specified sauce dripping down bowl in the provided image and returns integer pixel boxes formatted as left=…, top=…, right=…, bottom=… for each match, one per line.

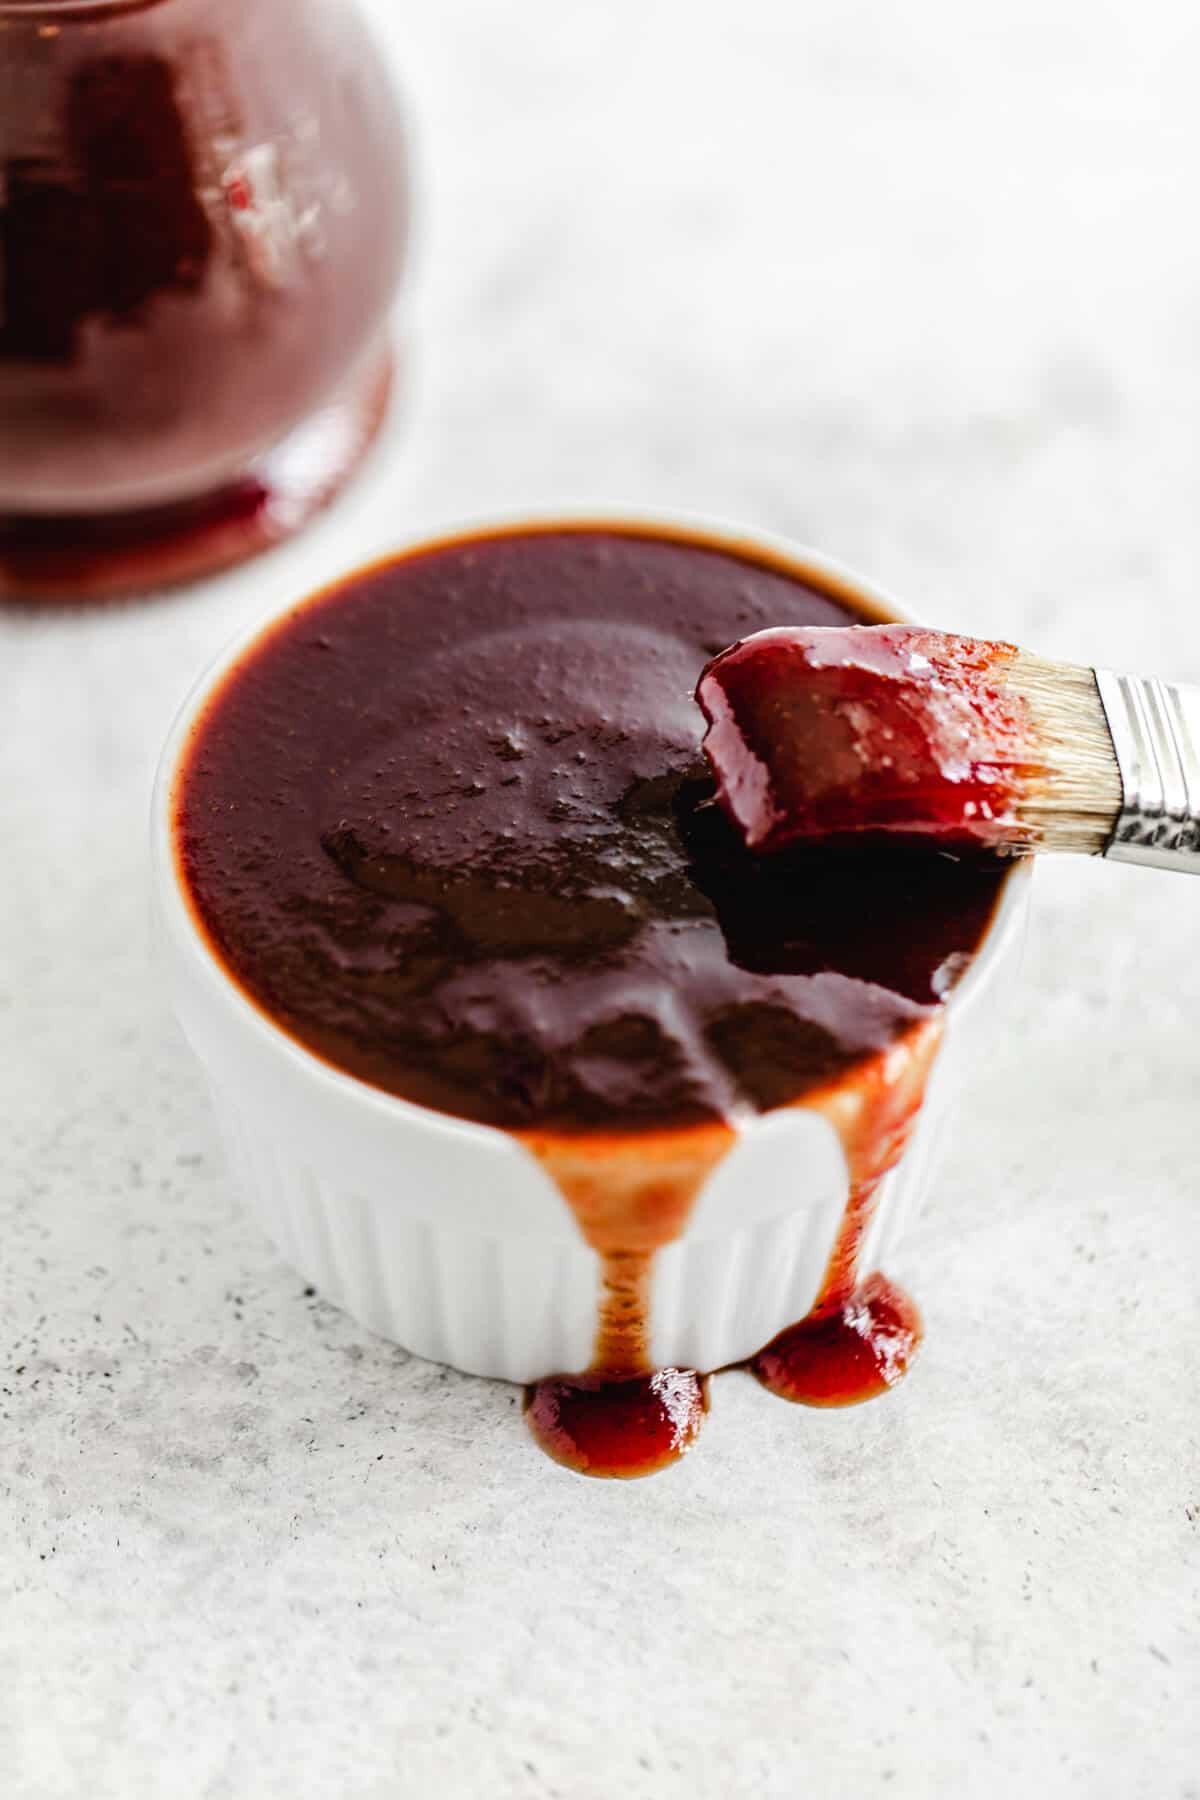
left=151, top=511, right=1030, bottom=1473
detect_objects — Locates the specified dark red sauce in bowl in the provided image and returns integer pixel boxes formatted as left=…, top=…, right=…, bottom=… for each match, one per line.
left=172, top=523, right=1013, bottom=1475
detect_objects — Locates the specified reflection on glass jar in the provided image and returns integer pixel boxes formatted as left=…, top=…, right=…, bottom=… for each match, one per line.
left=0, top=0, right=409, bottom=600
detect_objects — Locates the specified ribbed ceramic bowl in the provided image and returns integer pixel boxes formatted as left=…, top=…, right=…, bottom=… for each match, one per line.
left=152, top=512, right=1030, bottom=1383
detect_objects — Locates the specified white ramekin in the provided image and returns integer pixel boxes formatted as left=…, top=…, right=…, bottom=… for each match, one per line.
left=152, top=511, right=1030, bottom=1384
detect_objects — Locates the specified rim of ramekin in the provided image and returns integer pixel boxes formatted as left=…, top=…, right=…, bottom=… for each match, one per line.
left=151, top=506, right=1032, bottom=1146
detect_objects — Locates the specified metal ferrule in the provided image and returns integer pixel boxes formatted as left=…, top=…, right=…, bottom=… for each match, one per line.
left=1095, top=668, right=1200, bottom=871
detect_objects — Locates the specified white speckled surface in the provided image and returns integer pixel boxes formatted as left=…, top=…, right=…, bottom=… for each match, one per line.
left=2, top=2, right=1199, bottom=1794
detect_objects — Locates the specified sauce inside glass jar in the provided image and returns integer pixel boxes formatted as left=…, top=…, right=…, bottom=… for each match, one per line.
left=0, top=0, right=408, bottom=599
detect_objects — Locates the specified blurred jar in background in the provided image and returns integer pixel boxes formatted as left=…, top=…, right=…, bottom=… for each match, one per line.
left=0, top=0, right=409, bottom=601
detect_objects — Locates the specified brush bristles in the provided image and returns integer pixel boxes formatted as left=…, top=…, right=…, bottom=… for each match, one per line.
left=1008, top=651, right=1123, bottom=854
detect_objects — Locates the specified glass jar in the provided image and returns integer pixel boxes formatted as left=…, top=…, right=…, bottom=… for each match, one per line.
left=0, top=0, right=409, bottom=600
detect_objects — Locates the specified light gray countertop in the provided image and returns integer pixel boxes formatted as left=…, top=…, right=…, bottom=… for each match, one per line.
left=2, top=2, right=1198, bottom=1795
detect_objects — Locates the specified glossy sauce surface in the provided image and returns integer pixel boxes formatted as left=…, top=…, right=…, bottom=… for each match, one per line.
left=176, top=528, right=1010, bottom=1476
left=525, top=1368, right=709, bottom=1481
left=698, top=623, right=1029, bottom=852
left=178, top=535, right=1006, bottom=1130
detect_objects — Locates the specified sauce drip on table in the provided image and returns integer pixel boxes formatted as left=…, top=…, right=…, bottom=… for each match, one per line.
left=697, top=623, right=1030, bottom=853
left=175, top=527, right=1010, bottom=1476
left=525, top=1369, right=710, bottom=1480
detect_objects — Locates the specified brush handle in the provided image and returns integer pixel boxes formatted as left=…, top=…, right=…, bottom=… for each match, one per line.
left=1095, top=669, right=1200, bottom=871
